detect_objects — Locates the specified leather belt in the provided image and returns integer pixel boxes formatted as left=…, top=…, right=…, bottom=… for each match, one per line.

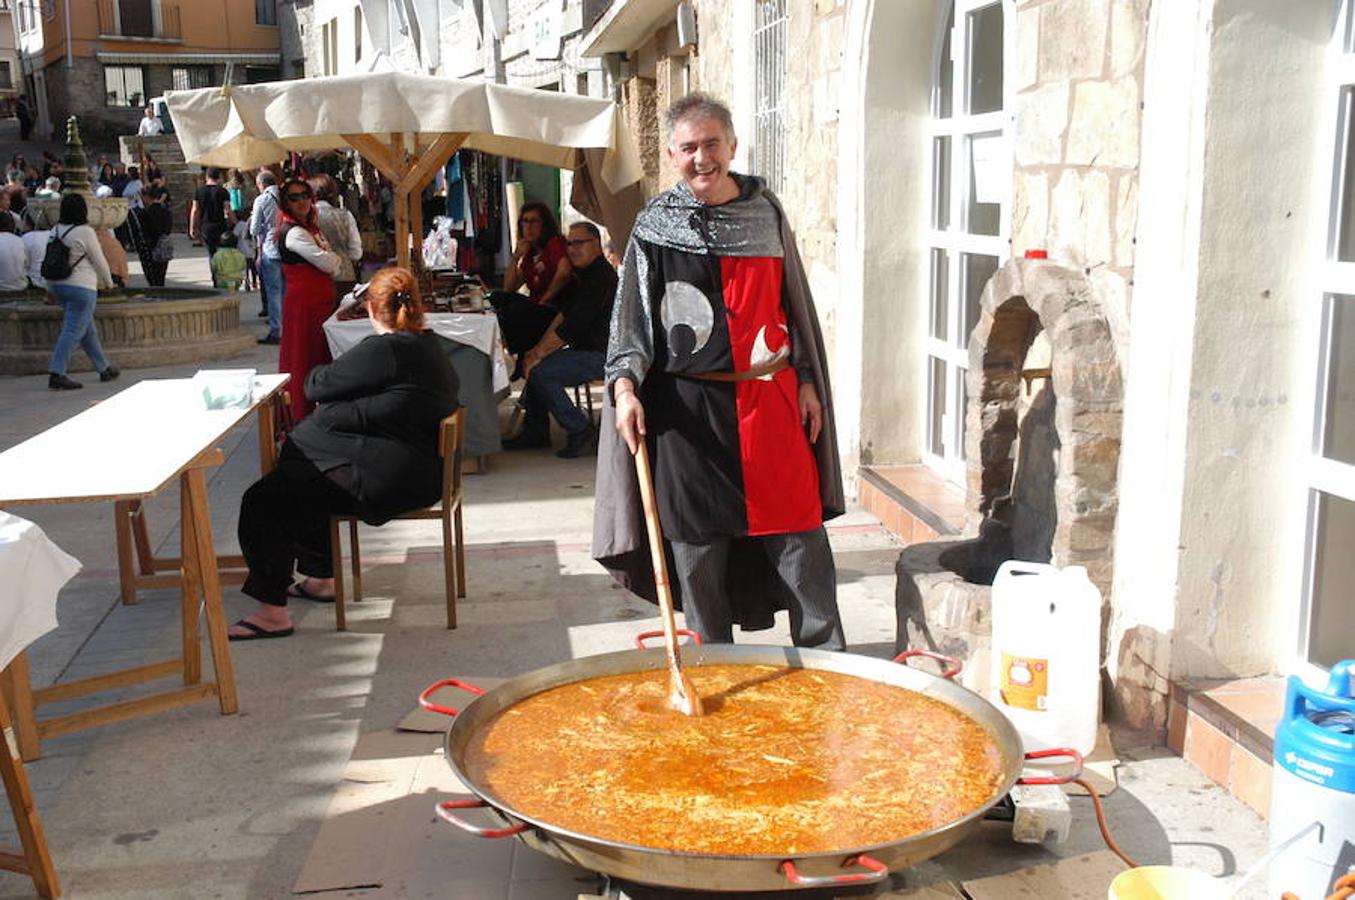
left=681, top=358, right=790, bottom=383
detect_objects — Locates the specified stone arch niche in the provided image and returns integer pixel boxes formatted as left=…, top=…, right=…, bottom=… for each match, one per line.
left=895, top=259, right=1122, bottom=689
left=966, top=259, right=1123, bottom=593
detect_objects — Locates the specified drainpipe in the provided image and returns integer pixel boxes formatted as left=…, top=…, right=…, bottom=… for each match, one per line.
left=63, top=0, right=72, bottom=68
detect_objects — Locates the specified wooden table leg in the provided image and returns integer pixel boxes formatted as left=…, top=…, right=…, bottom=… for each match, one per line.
left=179, top=478, right=202, bottom=687
left=182, top=466, right=237, bottom=715
left=0, top=689, right=59, bottom=898
left=0, top=654, right=38, bottom=763
left=130, top=501, right=156, bottom=575
left=113, top=500, right=138, bottom=606
left=256, top=395, right=279, bottom=475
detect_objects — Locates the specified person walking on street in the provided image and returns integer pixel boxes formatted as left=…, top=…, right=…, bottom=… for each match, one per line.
left=594, top=93, right=846, bottom=650
left=15, top=96, right=32, bottom=141
left=44, top=194, right=119, bottom=389
left=250, top=170, right=284, bottom=344
left=128, top=185, right=173, bottom=287
left=190, top=167, right=234, bottom=259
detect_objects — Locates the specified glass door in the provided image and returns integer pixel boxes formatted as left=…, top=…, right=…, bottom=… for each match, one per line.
left=1300, top=0, right=1355, bottom=674
left=925, top=0, right=1012, bottom=483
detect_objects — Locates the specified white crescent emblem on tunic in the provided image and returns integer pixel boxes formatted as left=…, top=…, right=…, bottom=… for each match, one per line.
left=749, top=325, right=791, bottom=380
left=660, top=281, right=715, bottom=358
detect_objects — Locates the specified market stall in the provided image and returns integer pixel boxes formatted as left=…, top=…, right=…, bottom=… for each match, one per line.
left=163, top=72, right=645, bottom=270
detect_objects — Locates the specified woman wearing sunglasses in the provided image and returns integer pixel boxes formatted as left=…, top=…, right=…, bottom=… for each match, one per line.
left=275, top=177, right=343, bottom=421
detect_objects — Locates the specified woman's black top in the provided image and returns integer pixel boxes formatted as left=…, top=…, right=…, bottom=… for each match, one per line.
left=285, top=330, right=460, bottom=525
left=132, top=204, right=172, bottom=254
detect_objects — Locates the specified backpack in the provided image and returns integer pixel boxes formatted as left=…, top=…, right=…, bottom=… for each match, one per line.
left=41, top=226, right=85, bottom=282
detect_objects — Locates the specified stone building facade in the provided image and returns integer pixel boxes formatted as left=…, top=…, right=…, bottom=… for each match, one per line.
left=584, top=2, right=1349, bottom=807
left=12, top=0, right=283, bottom=146
left=289, top=0, right=1343, bottom=794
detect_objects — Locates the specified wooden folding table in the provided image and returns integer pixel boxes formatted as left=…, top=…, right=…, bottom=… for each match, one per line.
left=0, top=374, right=289, bottom=763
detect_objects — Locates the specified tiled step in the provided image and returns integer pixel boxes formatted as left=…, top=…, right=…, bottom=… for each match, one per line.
left=1169, top=676, right=1284, bottom=818
left=858, top=464, right=964, bottom=543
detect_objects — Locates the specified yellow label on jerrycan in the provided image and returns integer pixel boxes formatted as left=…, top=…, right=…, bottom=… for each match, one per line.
left=999, top=653, right=1050, bottom=711
left=990, top=561, right=1102, bottom=756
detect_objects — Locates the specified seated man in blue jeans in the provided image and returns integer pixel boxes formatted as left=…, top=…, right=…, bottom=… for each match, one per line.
left=503, top=221, right=617, bottom=458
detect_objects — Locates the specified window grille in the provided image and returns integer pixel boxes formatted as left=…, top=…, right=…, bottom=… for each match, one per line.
left=255, top=0, right=275, bottom=26
left=753, top=0, right=787, bottom=194
left=171, top=67, right=212, bottom=91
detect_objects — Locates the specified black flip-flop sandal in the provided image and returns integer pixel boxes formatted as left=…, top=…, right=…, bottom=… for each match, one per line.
left=286, top=581, right=336, bottom=603
left=228, top=619, right=295, bottom=641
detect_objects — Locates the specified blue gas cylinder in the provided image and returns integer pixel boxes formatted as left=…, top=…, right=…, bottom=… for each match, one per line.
left=1269, top=660, right=1355, bottom=899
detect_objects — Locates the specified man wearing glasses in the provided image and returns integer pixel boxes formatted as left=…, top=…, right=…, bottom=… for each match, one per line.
left=504, top=221, right=618, bottom=458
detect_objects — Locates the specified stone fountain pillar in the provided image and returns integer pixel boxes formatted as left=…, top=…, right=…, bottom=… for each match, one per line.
left=28, top=117, right=129, bottom=232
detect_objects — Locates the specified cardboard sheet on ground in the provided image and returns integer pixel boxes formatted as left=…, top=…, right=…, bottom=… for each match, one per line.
left=961, top=850, right=1128, bottom=899
left=293, top=678, right=507, bottom=895
left=397, top=677, right=504, bottom=733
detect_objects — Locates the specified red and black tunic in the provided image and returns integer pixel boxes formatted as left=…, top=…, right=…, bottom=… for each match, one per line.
left=613, top=179, right=821, bottom=543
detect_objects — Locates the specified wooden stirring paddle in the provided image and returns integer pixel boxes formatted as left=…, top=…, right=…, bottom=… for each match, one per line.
left=633, top=440, right=704, bottom=717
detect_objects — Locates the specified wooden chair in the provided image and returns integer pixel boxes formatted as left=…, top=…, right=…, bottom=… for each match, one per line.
left=571, top=380, right=604, bottom=425
left=329, top=408, right=467, bottom=631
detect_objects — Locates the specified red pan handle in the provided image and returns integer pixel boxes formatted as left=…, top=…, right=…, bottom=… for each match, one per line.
left=1017, top=747, right=1085, bottom=785
left=418, top=679, right=485, bottom=717
left=634, top=629, right=703, bottom=650
left=892, top=649, right=964, bottom=680
left=435, top=798, right=528, bottom=838
left=780, top=854, right=888, bottom=887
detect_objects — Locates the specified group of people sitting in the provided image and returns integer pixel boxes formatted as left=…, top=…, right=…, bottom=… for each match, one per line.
left=496, top=202, right=619, bottom=459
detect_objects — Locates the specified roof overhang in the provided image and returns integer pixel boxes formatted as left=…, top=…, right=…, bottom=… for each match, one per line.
left=580, top=0, right=679, bottom=57
left=96, top=52, right=282, bottom=66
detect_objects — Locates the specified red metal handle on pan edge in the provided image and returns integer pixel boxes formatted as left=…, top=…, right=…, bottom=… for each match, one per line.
left=436, top=798, right=528, bottom=838
left=780, top=854, right=888, bottom=887
left=633, top=629, right=704, bottom=650
left=418, top=679, right=485, bottom=717
left=1017, top=747, right=1085, bottom=785
left=891, top=649, right=964, bottom=680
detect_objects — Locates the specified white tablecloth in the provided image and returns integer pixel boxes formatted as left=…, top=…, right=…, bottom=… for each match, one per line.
left=0, top=513, right=80, bottom=671
left=323, top=312, right=510, bottom=393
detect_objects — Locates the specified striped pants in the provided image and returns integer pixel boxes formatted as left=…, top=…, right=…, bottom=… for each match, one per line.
left=669, top=526, right=845, bottom=650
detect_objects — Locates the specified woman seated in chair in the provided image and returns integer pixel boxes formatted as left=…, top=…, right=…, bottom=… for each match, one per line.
left=229, top=266, right=460, bottom=640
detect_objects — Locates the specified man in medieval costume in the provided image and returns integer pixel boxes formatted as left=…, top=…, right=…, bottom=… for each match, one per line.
left=592, top=93, right=846, bottom=650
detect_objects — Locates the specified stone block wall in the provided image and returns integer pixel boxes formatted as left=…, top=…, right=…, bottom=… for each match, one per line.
left=694, top=0, right=845, bottom=353
left=44, top=57, right=141, bottom=150
left=1012, top=0, right=1149, bottom=354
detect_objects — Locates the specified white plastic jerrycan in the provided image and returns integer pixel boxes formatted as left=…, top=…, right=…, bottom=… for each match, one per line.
left=990, top=561, right=1102, bottom=757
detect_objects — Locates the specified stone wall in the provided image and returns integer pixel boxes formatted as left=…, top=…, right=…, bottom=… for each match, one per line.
left=693, top=0, right=845, bottom=354
left=1011, top=0, right=1149, bottom=355
left=44, top=58, right=142, bottom=149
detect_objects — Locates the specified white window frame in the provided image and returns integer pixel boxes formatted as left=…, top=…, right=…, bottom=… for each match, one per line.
left=924, top=0, right=1014, bottom=484
left=1296, top=0, right=1355, bottom=683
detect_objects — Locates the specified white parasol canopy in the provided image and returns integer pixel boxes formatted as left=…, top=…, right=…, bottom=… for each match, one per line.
left=163, top=71, right=645, bottom=255
left=166, top=71, right=641, bottom=192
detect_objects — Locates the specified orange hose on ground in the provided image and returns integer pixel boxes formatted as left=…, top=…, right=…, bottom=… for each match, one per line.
left=1073, top=777, right=1138, bottom=869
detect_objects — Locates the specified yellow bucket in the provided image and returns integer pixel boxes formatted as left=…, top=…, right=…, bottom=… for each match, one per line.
left=1107, top=865, right=1231, bottom=900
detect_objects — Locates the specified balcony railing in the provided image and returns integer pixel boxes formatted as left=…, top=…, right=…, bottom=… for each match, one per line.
left=96, top=0, right=182, bottom=40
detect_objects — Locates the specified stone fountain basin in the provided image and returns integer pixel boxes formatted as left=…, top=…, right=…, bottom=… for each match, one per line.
left=0, top=288, right=256, bottom=375
left=27, top=195, right=129, bottom=231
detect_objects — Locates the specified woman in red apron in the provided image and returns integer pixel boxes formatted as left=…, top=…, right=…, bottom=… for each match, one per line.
left=275, top=177, right=342, bottom=421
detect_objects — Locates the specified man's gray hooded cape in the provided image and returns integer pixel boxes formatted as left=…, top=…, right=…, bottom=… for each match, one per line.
left=590, top=175, right=844, bottom=630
